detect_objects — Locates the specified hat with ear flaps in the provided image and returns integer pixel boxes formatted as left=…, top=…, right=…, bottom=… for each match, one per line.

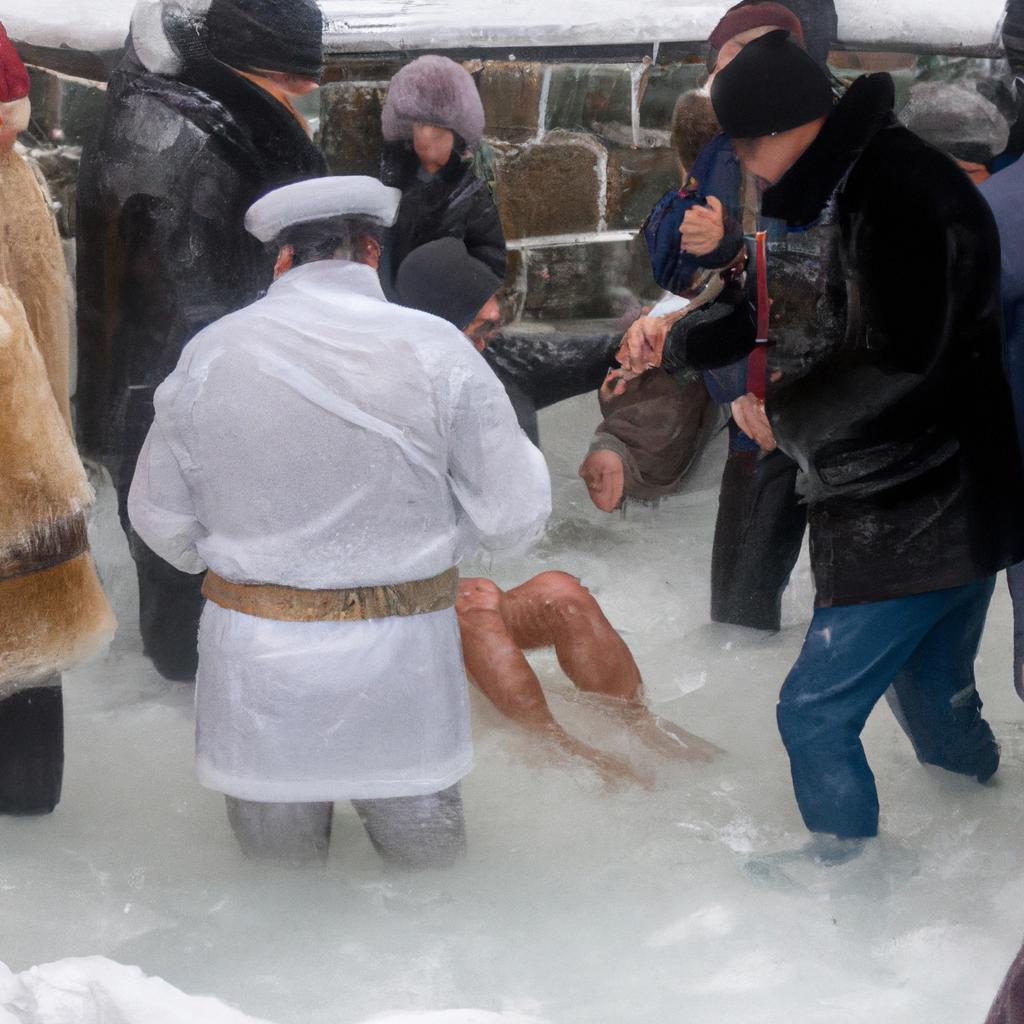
left=382, top=55, right=486, bottom=150
left=0, top=20, right=31, bottom=135
left=903, top=81, right=1010, bottom=164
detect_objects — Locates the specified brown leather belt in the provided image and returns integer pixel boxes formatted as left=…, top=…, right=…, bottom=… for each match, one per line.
left=202, top=566, right=459, bottom=623
left=0, top=513, right=89, bottom=582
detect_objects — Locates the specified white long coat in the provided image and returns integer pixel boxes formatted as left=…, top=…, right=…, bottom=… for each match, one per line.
left=129, top=260, right=551, bottom=801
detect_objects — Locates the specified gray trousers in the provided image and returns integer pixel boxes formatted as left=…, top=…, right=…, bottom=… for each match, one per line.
left=225, top=784, right=466, bottom=869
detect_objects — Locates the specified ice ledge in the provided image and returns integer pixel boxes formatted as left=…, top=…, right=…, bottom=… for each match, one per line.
left=2, top=0, right=1009, bottom=60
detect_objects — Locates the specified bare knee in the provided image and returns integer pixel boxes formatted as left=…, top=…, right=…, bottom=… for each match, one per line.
left=456, top=578, right=504, bottom=619
left=531, top=571, right=598, bottom=620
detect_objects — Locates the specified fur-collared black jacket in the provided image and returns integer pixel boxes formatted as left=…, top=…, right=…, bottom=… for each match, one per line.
left=380, top=141, right=507, bottom=293
left=662, top=73, right=1024, bottom=606
left=75, top=44, right=325, bottom=463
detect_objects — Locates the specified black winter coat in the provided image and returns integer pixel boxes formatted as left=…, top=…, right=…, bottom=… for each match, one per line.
left=75, top=44, right=325, bottom=463
left=380, top=142, right=507, bottom=294
left=663, top=73, right=1024, bottom=606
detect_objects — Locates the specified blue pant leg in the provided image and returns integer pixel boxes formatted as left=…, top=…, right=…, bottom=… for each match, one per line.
left=885, top=576, right=999, bottom=782
left=778, top=594, right=948, bottom=838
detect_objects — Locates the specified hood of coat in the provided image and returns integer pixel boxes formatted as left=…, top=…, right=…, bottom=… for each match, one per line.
left=761, top=72, right=896, bottom=228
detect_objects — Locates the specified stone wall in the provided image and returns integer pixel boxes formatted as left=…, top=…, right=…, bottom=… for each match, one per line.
left=24, top=49, right=931, bottom=326
left=319, top=58, right=709, bottom=322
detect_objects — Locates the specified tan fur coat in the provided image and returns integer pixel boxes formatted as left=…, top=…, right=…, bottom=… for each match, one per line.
left=0, top=286, right=115, bottom=693
left=0, top=149, right=72, bottom=425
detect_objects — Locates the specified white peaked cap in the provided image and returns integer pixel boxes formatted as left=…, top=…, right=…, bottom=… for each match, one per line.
left=244, top=176, right=403, bottom=243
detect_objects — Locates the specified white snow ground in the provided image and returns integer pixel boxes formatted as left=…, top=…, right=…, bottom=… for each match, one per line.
left=0, top=0, right=1008, bottom=55
left=3, top=393, right=1024, bottom=1024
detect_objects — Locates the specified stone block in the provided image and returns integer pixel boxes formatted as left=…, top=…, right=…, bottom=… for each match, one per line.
left=477, top=62, right=544, bottom=143
left=26, top=68, right=106, bottom=148
left=520, top=235, right=659, bottom=321
left=606, top=147, right=681, bottom=231
left=28, top=146, right=81, bottom=238
left=544, top=64, right=634, bottom=134
left=495, top=131, right=606, bottom=240
left=319, top=82, right=387, bottom=176
left=638, top=62, right=707, bottom=131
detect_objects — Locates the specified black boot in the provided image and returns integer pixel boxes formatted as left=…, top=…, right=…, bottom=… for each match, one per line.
left=0, top=680, right=64, bottom=815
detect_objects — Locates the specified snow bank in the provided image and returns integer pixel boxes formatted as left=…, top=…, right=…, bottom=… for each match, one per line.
left=0, top=0, right=1008, bottom=56
left=0, top=960, right=551, bottom=1024
left=0, top=958, right=275, bottom=1024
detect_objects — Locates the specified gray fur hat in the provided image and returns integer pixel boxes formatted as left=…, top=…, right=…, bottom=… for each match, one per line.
left=903, top=82, right=1010, bottom=164
left=382, top=55, right=486, bottom=149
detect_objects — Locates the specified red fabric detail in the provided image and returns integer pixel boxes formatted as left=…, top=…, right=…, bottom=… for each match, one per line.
left=0, top=23, right=29, bottom=104
left=708, top=2, right=805, bottom=50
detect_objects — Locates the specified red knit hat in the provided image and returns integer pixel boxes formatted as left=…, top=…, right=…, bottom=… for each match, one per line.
left=0, top=22, right=30, bottom=104
left=708, top=2, right=805, bottom=50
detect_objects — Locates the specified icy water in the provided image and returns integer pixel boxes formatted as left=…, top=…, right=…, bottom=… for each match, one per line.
left=3, top=393, right=1024, bottom=1023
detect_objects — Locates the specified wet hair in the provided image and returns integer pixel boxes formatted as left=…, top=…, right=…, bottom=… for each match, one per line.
left=671, top=92, right=723, bottom=171
left=275, top=216, right=385, bottom=266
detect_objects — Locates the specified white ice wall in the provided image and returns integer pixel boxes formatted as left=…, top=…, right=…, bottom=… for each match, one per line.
left=0, top=0, right=1009, bottom=56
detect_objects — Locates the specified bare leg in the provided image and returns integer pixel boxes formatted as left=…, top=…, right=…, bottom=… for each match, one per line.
left=457, top=578, right=647, bottom=787
left=501, top=573, right=720, bottom=762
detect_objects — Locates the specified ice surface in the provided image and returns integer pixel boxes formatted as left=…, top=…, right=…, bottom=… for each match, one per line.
left=0, top=0, right=1009, bottom=56
left=2, top=393, right=1024, bottom=1023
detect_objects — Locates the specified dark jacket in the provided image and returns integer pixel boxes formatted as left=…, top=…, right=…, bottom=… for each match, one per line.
left=981, top=157, right=1024, bottom=457
left=663, top=73, right=1024, bottom=606
left=75, top=43, right=325, bottom=462
left=380, top=141, right=506, bottom=293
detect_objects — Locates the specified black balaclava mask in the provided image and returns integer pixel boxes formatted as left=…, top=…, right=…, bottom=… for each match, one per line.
left=711, top=29, right=833, bottom=139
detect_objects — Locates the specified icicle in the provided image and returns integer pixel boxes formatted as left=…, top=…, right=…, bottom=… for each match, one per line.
left=534, top=65, right=552, bottom=143
left=629, top=63, right=645, bottom=148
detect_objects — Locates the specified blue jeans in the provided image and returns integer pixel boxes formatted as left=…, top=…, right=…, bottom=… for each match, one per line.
left=777, top=577, right=999, bottom=838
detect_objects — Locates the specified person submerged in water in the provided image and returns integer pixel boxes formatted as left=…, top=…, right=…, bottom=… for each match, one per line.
left=396, top=239, right=721, bottom=784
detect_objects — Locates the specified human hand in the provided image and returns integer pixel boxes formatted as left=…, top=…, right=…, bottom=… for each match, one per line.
left=578, top=449, right=625, bottom=512
left=615, top=315, right=669, bottom=374
left=731, top=392, right=776, bottom=452
left=600, top=367, right=639, bottom=401
left=680, top=195, right=725, bottom=256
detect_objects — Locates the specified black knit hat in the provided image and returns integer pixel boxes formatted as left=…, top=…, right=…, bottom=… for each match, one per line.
left=711, top=29, right=833, bottom=138
left=206, top=0, right=324, bottom=81
left=396, top=238, right=503, bottom=332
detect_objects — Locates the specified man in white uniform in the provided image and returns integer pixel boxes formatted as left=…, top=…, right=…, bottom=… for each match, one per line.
left=128, top=176, right=551, bottom=867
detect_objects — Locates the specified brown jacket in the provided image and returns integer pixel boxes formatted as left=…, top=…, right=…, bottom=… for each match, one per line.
left=589, top=368, right=717, bottom=503
left=0, top=285, right=115, bottom=694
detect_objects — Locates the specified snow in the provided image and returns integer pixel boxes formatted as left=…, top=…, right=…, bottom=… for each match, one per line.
left=0, top=0, right=1009, bottom=56
left=2, top=393, right=1024, bottom=1023
left=0, top=957, right=547, bottom=1023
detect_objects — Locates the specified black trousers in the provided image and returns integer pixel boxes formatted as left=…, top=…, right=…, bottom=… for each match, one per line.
left=0, top=677, right=63, bottom=815
left=114, top=390, right=203, bottom=682
left=710, top=426, right=807, bottom=632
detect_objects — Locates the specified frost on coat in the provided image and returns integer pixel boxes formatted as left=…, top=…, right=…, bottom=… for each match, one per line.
left=128, top=260, right=549, bottom=801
